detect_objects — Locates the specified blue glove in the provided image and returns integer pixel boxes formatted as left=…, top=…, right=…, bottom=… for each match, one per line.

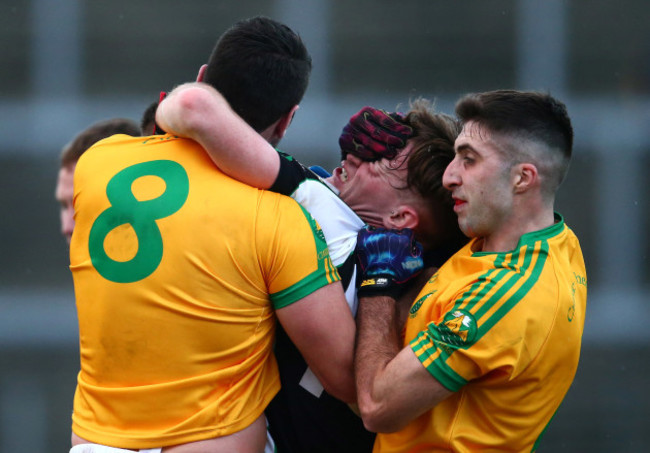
left=356, top=226, right=424, bottom=299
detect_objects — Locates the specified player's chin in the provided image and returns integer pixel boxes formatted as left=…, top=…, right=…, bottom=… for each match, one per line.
left=457, top=218, right=475, bottom=238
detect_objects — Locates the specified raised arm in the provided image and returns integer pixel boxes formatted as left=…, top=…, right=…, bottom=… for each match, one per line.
left=353, top=227, right=451, bottom=432
left=156, top=82, right=280, bottom=188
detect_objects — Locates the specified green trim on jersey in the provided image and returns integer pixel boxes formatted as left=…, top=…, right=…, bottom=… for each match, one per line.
left=270, top=205, right=339, bottom=309
left=531, top=407, right=558, bottom=452
left=411, top=330, right=468, bottom=391
left=473, top=243, right=547, bottom=332
left=410, top=217, right=565, bottom=391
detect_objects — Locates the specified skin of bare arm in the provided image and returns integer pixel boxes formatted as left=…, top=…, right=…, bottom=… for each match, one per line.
left=354, top=295, right=452, bottom=433
left=276, top=281, right=357, bottom=404
left=156, top=82, right=281, bottom=189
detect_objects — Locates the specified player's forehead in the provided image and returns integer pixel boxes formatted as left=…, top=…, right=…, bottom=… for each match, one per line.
left=55, top=165, right=75, bottom=198
left=455, top=121, right=501, bottom=156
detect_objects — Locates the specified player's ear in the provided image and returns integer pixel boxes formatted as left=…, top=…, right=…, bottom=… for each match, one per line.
left=513, top=163, right=538, bottom=194
left=273, top=105, right=300, bottom=140
left=196, top=64, right=208, bottom=82
left=386, top=205, right=418, bottom=230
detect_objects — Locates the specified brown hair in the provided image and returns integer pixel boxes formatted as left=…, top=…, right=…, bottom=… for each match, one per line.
left=60, top=118, right=140, bottom=167
left=404, top=99, right=468, bottom=257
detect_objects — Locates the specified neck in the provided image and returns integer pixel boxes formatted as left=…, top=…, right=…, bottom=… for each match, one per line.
left=481, top=207, right=555, bottom=253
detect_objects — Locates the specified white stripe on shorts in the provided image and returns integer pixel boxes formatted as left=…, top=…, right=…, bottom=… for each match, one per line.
left=70, top=444, right=162, bottom=453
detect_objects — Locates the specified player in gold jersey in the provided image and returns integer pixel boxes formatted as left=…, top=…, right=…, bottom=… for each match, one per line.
left=69, top=17, right=356, bottom=453
left=354, top=90, right=586, bottom=452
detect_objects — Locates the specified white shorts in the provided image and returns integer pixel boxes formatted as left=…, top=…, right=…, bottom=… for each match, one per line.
left=70, top=444, right=161, bottom=453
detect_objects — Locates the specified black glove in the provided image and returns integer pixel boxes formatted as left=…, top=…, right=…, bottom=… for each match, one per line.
left=356, top=226, right=424, bottom=299
left=339, top=107, right=414, bottom=161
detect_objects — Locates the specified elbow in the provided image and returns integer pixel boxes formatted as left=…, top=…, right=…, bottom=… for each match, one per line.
left=357, top=396, right=407, bottom=433
left=321, top=374, right=357, bottom=405
left=173, top=87, right=210, bottom=133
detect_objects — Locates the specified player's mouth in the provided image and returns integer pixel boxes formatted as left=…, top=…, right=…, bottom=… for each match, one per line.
left=452, top=197, right=466, bottom=212
left=333, top=164, right=348, bottom=183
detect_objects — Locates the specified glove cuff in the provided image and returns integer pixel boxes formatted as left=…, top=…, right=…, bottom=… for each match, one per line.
left=357, top=275, right=402, bottom=299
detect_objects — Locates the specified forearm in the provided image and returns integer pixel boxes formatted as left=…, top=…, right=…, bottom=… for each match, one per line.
left=156, top=83, right=279, bottom=188
left=355, top=295, right=454, bottom=433
left=354, top=295, right=403, bottom=431
left=353, top=228, right=450, bottom=431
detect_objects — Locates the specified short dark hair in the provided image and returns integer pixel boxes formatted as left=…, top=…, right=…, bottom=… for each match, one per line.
left=455, top=90, right=574, bottom=192
left=404, top=99, right=468, bottom=256
left=60, top=118, right=140, bottom=167
left=140, top=100, right=161, bottom=136
left=202, top=16, right=312, bottom=132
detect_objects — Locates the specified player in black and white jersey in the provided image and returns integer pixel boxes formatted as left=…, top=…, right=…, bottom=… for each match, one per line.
left=156, top=82, right=467, bottom=453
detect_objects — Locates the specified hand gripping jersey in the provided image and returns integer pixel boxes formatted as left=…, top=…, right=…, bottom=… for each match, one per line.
left=265, top=153, right=376, bottom=452
left=69, top=135, right=339, bottom=450
left=374, top=214, right=587, bottom=452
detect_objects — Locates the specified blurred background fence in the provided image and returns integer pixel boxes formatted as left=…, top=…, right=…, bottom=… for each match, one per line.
left=0, top=0, right=648, bottom=451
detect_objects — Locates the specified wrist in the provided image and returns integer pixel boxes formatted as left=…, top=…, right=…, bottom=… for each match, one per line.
left=358, top=275, right=402, bottom=299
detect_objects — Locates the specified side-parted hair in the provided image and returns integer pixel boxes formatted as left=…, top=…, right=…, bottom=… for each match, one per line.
left=60, top=118, right=140, bottom=167
left=455, top=90, right=574, bottom=195
left=203, top=16, right=312, bottom=132
left=404, top=99, right=468, bottom=257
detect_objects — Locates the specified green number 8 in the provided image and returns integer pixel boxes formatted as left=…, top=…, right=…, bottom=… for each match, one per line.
left=89, top=160, right=189, bottom=283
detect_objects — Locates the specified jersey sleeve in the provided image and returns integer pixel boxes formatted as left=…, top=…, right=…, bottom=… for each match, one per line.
left=255, top=192, right=340, bottom=310
left=269, top=151, right=320, bottom=196
left=409, top=278, right=542, bottom=392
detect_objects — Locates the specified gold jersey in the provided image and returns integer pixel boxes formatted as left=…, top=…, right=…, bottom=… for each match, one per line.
left=375, top=215, right=586, bottom=452
left=69, top=134, right=339, bottom=449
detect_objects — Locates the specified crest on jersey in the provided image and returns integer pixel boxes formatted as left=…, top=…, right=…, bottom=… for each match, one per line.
left=437, top=309, right=477, bottom=347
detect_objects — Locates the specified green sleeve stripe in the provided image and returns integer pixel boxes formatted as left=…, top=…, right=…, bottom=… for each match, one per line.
left=457, top=218, right=563, bottom=325
left=271, top=269, right=338, bottom=309
left=451, top=249, right=514, bottom=316
left=453, top=240, right=548, bottom=339
left=423, top=240, right=549, bottom=378
left=271, top=204, right=340, bottom=309
left=456, top=246, right=530, bottom=317
left=476, top=241, right=548, bottom=340
left=297, top=204, right=339, bottom=283
left=454, top=267, right=509, bottom=313
left=472, top=247, right=536, bottom=319
left=410, top=330, right=467, bottom=391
